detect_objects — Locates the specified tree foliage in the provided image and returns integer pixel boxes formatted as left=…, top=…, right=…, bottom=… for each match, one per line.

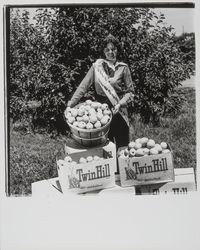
left=9, top=7, right=195, bottom=132
left=173, top=32, right=195, bottom=71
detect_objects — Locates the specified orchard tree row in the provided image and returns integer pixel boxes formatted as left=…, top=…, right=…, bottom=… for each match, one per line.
left=9, top=7, right=195, bottom=133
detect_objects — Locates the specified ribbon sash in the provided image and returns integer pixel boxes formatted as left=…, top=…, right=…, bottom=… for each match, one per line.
left=94, top=61, right=129, bottom=126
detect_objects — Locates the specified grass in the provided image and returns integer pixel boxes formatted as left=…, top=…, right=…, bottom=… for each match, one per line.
left=9, top=87, right=196, bottom=196
left=130, top=88, right=196, bottom=169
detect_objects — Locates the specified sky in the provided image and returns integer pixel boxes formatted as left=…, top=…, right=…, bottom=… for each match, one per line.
left=154, top=8, right=195, bottom=35
left=22, top=7, right=195, bottom=36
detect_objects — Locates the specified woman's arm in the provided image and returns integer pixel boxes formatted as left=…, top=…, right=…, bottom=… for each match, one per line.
left=119, top=66, right=134, bottom=107
left=68, top=66, right=94, bottom=107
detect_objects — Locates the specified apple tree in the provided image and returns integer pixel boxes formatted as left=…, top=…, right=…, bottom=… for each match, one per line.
left=9, top=7, right=195, bottom=132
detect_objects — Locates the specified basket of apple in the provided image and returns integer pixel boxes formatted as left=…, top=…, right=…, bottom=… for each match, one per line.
left=118, top=137, right=171, bottom=158
left=64, top=100, right=112, bottom=147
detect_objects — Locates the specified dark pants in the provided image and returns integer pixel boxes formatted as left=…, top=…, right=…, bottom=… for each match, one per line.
left=108, top=112, right=129, bottom=150
left=95, top=94, right=129, bottom=174
left=95, top=94, right=129, bottom=149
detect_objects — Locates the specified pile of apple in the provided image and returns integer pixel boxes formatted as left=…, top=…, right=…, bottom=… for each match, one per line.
left=57, top=154, right=104, bottom=167
left=64, top=100, right=112, bottom=129
left=118, top=137, right=171, bottom=158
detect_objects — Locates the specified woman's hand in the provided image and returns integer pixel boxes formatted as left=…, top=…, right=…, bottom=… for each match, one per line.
left=112, top=103, right=121, bottom=115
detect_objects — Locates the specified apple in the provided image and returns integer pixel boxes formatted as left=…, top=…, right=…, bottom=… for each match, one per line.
left=149, top=148, right=159, bottom=155
left=100, top=117, right=108, bottom=126
left=104, top=115, right=110, bottom=120
left=86, top=122, right=93, bottom=129
left=68, top=116, right=75, bottom=124
left=72, top=121, right=79, bottom=127
left=65, top=109, right=72, bottom=116
left=88, top=108, right=96, bottom=115
left=147, top=139, right=156, bottom=149
left=79, top=105, right=85, bottom=110
left=140, top=137, right=149, bottom=147
left=162, top=149, right=170, bottom=154
left=66, top=107, right=71, bottom=112
left=129, top=148, right=136, bottom=157
left=135, top=148, right=144, bottom=157
left=86, top=156, right=93, bottom=162
left=143, top=148, right=150, bottom=156
left=76, top=116, right=83, bottom=122
left=85, top=105, right=92, bottom=111
left=97, top=112, right=104, bottom=121
left=97, top=108, right=103, bottom=113
left=93, top=155, right=100, bottom=161
left=71, top=109, right=78, bottom=117
left=94, top=121, right=101, bottom=129
left=135, top=138, right=141, bottom=144
left=134, top=142, right=142, bottom=150
left=79, top=157, right=87, bottom=164
left=86, top=100, right=92, bottom=105
left=91, top=102, right=99, bottom=109
left=82, top=115, right=89, bottom=123
left=128, top=141, right=135, bottom=149
left=65, top=113, right=72, bottom=120
left=96, top=102, right=102, bottom=109
left=90, top=115, right=98, bottom=124
left=154, top=144, right=162, bottom=153
left=78, top=109, right=84, bottom=117
left=160, top=142, right=168, bottom=149
left=103, top=109, right=111, bottom=115
left=101, top=103, right=108, bottom=110
left=78, top=121, right=86, bottom=129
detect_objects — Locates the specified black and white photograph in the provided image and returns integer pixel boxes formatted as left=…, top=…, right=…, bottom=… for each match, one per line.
left=4, top=2, right=197, bottom=196
left=1, top=1, right=200, bottom=250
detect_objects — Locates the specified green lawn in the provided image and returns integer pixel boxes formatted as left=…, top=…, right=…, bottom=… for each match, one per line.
left=8, top=87, right=196, bottom=196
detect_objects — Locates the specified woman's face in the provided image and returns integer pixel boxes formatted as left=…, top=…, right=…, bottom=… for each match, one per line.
left=104, top=43, right=117, bottom=62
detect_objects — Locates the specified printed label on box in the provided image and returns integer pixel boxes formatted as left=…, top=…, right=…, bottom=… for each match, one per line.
left=118, top=152, right=174, bottom=187
left=135, top=168, right=196, bottom=195
left=57, top=147, right=116, bottom=194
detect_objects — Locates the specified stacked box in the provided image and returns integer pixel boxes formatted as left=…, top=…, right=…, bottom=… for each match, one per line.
left=135, top=168, right=196, bottom=195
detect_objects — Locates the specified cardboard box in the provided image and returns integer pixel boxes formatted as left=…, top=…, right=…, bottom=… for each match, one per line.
left=65, top=140, right=117, bottom=174
left=31, top=168, right=196, bottom=196
left=31, top=176, right=135, bottom=196
left=135, top=168, right=196, bottom=195
left=118, top=146, right=175, bottom=187
left=57, top=145, right=116, bottom=194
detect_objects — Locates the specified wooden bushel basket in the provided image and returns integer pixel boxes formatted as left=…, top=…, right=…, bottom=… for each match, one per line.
left=66, top=104, right=112, bottom=147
